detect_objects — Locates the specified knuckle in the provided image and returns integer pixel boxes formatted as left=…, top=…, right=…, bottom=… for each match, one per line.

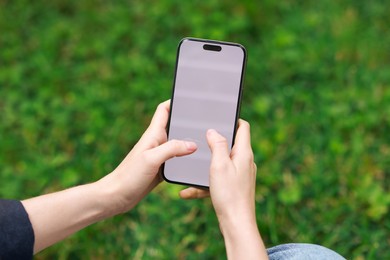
left=239, top=153, right=254, bottom=169
left=248, top=150, right=254, bottom=162
left=242, top=150, right=254, bottom=163
left=141, top=150, right=158, bottom=168
left=149, top=137, right=160, bottom=148
left=168, top=139, right=185, bottom=154
left=142, top=131, right=161, bottom=148
left=214, top=136, right=228, bottom=147
left=169, top=139, right=182, bottom=150
left=210, top=160, right=229, bottom=173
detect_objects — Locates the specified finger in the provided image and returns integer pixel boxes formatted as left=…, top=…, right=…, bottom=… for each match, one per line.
left=231, top=119, right=253, bottom=160
left=234, top=119, right=252, bottom=151
left=179, top=187, right=210, bottom=200
left=144, top=139, right=197, bottom=167
left=148, top=100, right=171, bottom=132
left=207, top=129, right=231, bottom=162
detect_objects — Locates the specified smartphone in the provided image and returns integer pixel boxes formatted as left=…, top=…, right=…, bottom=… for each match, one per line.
left=162, top=37, right=247, bottom=188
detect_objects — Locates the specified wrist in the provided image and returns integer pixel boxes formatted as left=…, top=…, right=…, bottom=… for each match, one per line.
left=218, top=211, right=259, bottom=237
left=77, top=182, right=119, bottom=221
left=216, top=203, right=257, bottom=229
left=217, top=209, right=268, bottom=259
left=94, top=170, right=145, bottom=216
left=92, top=175, right=127, bottom=218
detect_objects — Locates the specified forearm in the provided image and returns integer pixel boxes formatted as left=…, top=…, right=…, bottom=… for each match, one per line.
left=21, top=180, right=120, bottom=254
left=219, top=214, right=268, bottom=260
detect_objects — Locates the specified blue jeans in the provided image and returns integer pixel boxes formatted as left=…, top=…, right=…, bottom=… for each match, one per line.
left=267, top=243, right=345, bottom=260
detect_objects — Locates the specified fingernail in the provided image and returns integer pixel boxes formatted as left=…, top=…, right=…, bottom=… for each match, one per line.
left=184, top=141, right=197, bottom=151
left=207, top=129, right=217, bottom=136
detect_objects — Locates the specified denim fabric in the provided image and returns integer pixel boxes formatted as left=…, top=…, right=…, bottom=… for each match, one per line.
left=0, top=199, right=34, bottom=260
left=268, top=243, right=345, bottom=260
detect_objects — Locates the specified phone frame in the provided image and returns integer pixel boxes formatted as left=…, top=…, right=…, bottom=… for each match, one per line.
left=161, top=37, right=247, bottom=189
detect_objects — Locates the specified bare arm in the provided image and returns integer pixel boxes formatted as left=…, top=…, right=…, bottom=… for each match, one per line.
left=22, top=101, right=198, bottom=254
left=21, top=182, right=116, bottom=253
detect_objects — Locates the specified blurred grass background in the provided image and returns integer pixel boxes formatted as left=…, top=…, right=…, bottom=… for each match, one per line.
left=1, top=0, right=389, bottom=259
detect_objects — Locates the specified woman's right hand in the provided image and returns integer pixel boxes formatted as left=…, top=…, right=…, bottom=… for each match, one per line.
left=180, top=119, right=258, bottom=222
left=182, top=120, right=268, bottom=259
left=206, top=120, right=257, bottom=225
left=207, top=120, right=268, bottom=259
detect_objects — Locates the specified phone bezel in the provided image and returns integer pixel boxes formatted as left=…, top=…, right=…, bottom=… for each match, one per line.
left=161, top=37, right=247, bottom=189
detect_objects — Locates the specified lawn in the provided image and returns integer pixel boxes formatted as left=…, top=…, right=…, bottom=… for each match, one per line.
left=1, top=0, right=389, bottom=259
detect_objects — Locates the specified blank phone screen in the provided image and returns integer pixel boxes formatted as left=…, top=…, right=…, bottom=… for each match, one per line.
left=163, top=38, right=246, bottom=187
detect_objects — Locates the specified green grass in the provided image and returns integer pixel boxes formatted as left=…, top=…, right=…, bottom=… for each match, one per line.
left=1, top=0, right=389, bottom=259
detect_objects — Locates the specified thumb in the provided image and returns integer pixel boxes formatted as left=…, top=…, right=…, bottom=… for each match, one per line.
left=206, top=129, right=231, bottom=165
left=145, top=139, right=197, bottom=166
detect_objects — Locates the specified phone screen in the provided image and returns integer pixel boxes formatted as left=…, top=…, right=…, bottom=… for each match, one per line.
left=162, top=38, right=246, bottom=188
